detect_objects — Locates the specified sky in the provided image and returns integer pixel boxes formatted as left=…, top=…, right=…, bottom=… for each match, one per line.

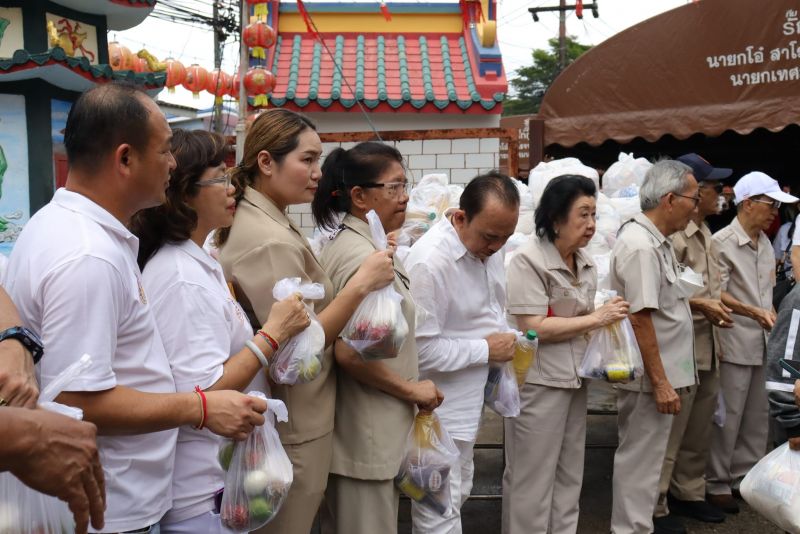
left=115, top=0, right=688, bottom=109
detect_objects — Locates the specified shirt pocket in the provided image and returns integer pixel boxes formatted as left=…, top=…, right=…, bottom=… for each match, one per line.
left=549, top=285, right=580, bottom=317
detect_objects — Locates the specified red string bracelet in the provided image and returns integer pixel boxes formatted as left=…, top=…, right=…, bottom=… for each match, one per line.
left=193, top=386, right=207, bottom=430
left=257, top=330, right=280, bottom=352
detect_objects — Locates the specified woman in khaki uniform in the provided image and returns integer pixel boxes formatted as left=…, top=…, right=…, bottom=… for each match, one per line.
left=312, top=142, right=443, bottom=533
left=217, top=110, right=395, bottom=534
left=502, top=175, right=629, bottom=534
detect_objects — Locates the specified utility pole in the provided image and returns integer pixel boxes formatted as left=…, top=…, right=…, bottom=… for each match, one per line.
left=236, top=0, right=248, bottom=161
left=529, top=1, right=599, bottom=73
left=212, top=1, right=223, bottom=133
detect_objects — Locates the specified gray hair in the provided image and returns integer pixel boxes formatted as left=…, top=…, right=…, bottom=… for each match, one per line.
left=639, top=160, right=693, bottom=211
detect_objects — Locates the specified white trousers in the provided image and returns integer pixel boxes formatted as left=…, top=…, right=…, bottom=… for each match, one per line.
left=411, top=438, right=475, bottom=534
left=610, top=389, right=675, bottom=534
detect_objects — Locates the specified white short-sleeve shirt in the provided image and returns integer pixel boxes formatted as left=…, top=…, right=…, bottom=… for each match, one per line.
left=143, top=240, right=266, bottom=523
left=2, top=189, right=178, bottom=532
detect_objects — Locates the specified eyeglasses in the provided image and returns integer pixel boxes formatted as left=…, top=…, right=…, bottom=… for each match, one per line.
left=359, top=181, right=409, bottom=198
left=750, top=197, right=781, bottom=209
left=197, top=171, right=232, bottom=189
left=699, top=182, right=724, bottom=194
left=672, top=192, right=701, bottom=207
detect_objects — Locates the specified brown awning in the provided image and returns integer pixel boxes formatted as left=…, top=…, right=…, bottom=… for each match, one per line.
left=538, top=0, right=800, bottom=148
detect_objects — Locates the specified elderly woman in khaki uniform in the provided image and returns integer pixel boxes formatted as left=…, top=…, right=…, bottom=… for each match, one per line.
left=312, top=142, right=443, bottom=534
left=503, top=175, right=629, bottom=534
left=217, top=110, right=395, bottom=534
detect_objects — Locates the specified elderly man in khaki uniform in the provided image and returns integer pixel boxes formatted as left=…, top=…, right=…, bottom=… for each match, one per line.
left=609, top=160, right=699, bottom=534
left=706, top=172, right=798, bottom=513
left=652, top=154, right=735, bottom=532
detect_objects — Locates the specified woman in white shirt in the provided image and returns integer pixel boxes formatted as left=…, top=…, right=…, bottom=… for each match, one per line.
left=129, top=129, right=310, bottom=532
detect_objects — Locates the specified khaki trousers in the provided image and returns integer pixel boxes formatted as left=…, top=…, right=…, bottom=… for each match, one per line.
left=322, top=474, right=400, bottom=534
left=253, top=432, right=333, bottom=534
left=655, top=369, right=719, bottom=515
left=707, top=362, right=768, bottom=495
left=610, top=389, right=675, bottom=534
left=501, top=383, right=587, bottom=534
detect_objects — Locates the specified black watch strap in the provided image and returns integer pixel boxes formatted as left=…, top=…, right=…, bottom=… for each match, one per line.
left=0, top=326, right=44, bottom=364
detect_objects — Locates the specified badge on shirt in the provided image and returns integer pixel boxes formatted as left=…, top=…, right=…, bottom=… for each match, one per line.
left=137, top=277, right=148, bottom=305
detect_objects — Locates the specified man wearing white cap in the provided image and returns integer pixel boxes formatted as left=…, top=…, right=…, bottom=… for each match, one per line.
left=707, top=172, right=799, bottom=512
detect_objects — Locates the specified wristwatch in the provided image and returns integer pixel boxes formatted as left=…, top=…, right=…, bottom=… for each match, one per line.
left=0, top=327, right=44, bottom=364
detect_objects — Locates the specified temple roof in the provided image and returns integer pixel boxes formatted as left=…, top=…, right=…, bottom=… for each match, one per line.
left=50, top=0, right=155, bottom=30
left=267, top=32, right=504, bottom=113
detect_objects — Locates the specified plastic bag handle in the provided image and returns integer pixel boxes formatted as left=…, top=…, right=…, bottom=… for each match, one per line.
left=40, top=354, right=92, bottom=403
left=272, top=277, right=326, bottom=301
left=366, top=210, right=388, bottom=251
left=245, top=390, right=289, bottom=423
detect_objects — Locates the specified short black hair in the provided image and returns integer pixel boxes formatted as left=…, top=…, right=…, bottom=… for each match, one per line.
left=459, top=171, right=520, bottom=221
left=535, top=174, right=597, bottom=241
left=64, top=82, right=152, bottom=173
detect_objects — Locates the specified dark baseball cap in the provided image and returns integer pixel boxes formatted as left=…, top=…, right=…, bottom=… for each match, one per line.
left=676, top=153, right=733, bottom=182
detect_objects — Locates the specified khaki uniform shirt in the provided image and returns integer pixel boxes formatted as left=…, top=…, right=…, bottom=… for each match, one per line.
left=611, top=213, right=697, bottom=392
left=712, top=216, right=775, bottom=366
left=506, top=235, right=596, bottom=389
left=671, top=220, right=722, bottom=371
left=320, top=214, right=418, bottom=480
left=218, top=187, right=336, bottom=445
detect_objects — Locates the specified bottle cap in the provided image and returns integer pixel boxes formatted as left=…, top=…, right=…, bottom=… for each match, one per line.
left=525, top=330, right=537, bottom=340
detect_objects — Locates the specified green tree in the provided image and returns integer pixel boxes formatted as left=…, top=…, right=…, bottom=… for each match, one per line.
left=502, top=36, right=592, bottom=116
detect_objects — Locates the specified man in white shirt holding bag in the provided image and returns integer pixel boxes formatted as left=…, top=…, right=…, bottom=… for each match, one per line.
left=405, top=171, right=519, bottom=533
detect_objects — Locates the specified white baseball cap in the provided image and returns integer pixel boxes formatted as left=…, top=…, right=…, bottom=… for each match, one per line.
left=733, top=171, right=798, bottom=205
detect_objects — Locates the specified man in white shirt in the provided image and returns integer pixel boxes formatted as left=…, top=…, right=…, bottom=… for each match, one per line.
left=3, top=83, right=267, bottom=533
left=405, top=171, right=519, bottom=533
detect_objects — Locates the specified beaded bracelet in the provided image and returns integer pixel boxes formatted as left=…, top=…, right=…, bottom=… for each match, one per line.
left=193, top=385, right=207, bottom=430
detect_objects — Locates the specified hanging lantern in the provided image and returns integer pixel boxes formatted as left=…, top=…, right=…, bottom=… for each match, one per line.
left=244, top=67, right=276, bottom=107
left=108, top=42, right=134, bottom=71
left=207, top=69, right=233, bottom=104
left=229, top=67, right=242, bottom=100
left=131, top=56, right=149, bottom=73
left=164, top=58, right=186, bottom=94
left=183, top=64, right=209, bottom=99
left=243, top=21, right=276, bottom=59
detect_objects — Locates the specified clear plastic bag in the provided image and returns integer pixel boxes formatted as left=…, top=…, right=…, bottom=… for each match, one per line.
left=484, top=362, right=520, bottom=417
left=269, top=278, right=326, bottom=384
left=0, top=354, right=92, bottom=534
left=740, top=443, right=800, bottom=533
left=395, top=411, right=459, bottom=516
left=341, top=210, right=409, bottom=360
left=219, top=393, right=293, bottom=532
left=579, top=315, right=643, bottom=384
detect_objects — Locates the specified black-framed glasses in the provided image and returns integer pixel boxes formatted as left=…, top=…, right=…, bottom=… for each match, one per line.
left=672, top=192, right=701, bottom=207
left=197, top=171, right=232, bottom=189
left=699, top=182, right=724, bottom=194
left=359, top=181, right=409, bottom=197
left=750, top=197, right=781, bottom=209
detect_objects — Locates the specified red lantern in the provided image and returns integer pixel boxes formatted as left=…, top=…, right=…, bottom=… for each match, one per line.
left=108, top=42, right=134, bottom=71
left=132, top=56, right=149, bottom=73
left=228, top=68, right=242, bottom=100
left=164, top=58, right=186, bottom=94
left=207, top=70, right=233, bottom=103
left=244, top=67, right=276, bottom=107
left=183, top=64, right=209, bottom=99
left=243, top=21, right=276, bottom=59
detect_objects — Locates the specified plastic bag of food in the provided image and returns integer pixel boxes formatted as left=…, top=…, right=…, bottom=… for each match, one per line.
left=269, top=278, right=326, bottom=384
left=341, top=210, right=409, bottom=360
left=395, top=411, right=460, bottom=515
left=602, top=152, right=652, bottom=196
left=484, top=362, right=520, bottom=417
left=740, top=443, right=800, bottom=533
left=529, top=158, right=600, bottom=209
left=406, top=174, right=451, bottom=226
left=0, top=354, right=93, bottom=534
left=578, top=294, right=643, bottom=383
left=219, top=393, right=293, bottom=532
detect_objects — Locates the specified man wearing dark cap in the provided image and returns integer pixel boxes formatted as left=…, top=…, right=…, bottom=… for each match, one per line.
left=651, top=154, right=735, bottom=534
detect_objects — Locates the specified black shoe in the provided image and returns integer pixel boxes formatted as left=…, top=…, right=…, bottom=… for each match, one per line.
left=653, top=514, right=687, bottom=534
left=706, top=493, right=740, bottom=514
left=667, top=493, right=726, bottom=523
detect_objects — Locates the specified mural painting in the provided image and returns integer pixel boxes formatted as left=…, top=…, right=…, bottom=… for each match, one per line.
left=0, top=94, right=30, bottom=255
